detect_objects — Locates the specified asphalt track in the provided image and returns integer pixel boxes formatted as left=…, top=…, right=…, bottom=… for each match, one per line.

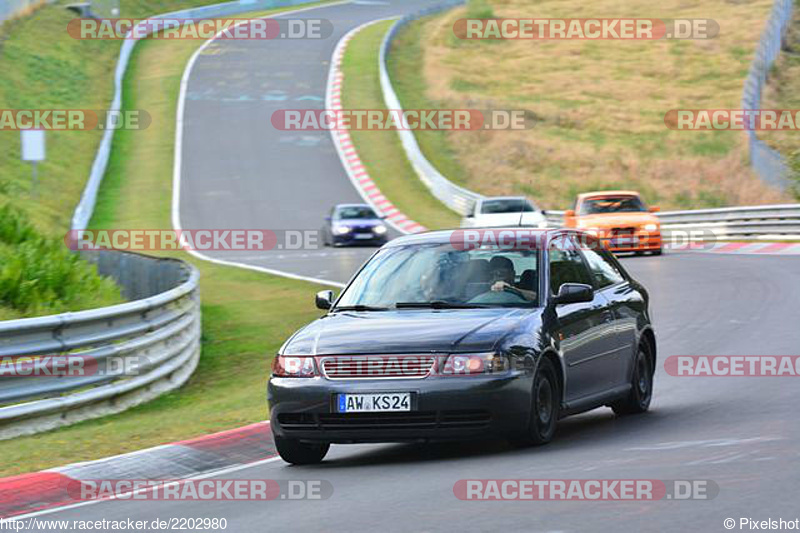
left=46, top=1, right=800, bottom=531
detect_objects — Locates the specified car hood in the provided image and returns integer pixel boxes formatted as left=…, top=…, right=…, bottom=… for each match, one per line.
left=281, top=308, right=535, bottom=355
left=576, top=212, right=658, bottom=228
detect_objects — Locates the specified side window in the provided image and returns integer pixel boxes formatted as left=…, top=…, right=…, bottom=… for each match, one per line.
left=548, top=240, right=593, bottom=295
left=581, top=246, right=625, bottom=288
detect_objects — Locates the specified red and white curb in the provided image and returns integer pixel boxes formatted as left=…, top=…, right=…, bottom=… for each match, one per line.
left=0, top=422, right=276, bottom=519
left=327, top=20, right=427, bottom=235
left=678, top=241, right=800, bottom=255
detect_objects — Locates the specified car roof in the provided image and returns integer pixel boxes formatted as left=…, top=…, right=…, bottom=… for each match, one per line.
left=383, top=228, right=570, bottom=248
left=334, top=203, right=373, bottom=209
left=479, top=196, right=530, bottom=203
left=576, top=190, right=642, bottom=202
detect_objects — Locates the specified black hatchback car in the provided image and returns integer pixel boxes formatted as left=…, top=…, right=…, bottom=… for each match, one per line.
left=268, top=229, right=656, bottom=464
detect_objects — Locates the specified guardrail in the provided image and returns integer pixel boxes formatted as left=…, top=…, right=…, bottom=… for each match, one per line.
left=379, top=0, right=480, bottom=217
left=0, top=251, right=200, bottom=440
left=0, top=0, right=48, bottom=25
left=545, top=204, right=800, bottom=239
left=71, top=0, right=324, bottom=231
left=741, top=0, right=794, bottom=189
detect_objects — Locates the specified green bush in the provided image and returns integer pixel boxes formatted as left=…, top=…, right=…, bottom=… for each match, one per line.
left=0, top=205, right=123, bottom=317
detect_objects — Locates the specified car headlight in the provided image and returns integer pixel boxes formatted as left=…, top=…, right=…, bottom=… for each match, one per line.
left=332, top=224, right=351, bottom=236
left=643, top=223, right=659, bottom=232
left=272, top=355, right=317, bottom=378
left=440, top=353, right=509, bottom=376
left=373, top=224, right=388, bottom=235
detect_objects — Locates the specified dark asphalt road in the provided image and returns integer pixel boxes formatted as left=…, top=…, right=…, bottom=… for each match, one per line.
left=49, top=1, right=800, bottom=531
left=43, top=252, right=800, bottom=532
left=177, top=0, right=432, bottom=284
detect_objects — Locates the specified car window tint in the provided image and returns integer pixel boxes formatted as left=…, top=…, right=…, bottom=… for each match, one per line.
left=337, top=206, right=377, bottom=219
left=548, top=240, right=593, bottom=294
left=481, top=199, right=534, bottom=214
left=581, top=246, right=625, bottom=288
left=579, top=196, right=645, bottom=215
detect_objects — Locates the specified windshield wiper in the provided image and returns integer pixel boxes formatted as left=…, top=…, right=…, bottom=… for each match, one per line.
left=332, top=305, right=390, bottom=312
left=394, top=301, right=488, bottom=309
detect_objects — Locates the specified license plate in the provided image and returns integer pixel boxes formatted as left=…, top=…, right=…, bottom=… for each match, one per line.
left=336, top=393, right=411, bottom=413
left=354, top=233, right=373, bottom=239
left=611, top=236, right=638, bottom=247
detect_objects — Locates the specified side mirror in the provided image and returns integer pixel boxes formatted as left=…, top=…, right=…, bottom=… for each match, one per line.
left=553, top=283, right=593, bottom=305
left=315, top=290, right=335, bottom=310
left=565, top=210, right=576, bottom=217
left=649, top=206, right=660, bottom=213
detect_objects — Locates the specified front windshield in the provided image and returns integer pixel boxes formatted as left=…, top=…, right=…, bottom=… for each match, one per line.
left=335, top=243, right=540, bottom=309
left=336, top=206, right=378, bottom=220
left=481, top=199, right=535, bottom=214
left=579, top=195, right=646, bottom=215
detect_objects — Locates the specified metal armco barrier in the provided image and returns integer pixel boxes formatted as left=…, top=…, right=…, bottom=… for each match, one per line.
left=0, top=251, right=200, bottom=440
left=741, top=0, right=794, bottom=189
left=379, top=0, right=480, bottom=217
left=545, top=204, right=800, bottom=239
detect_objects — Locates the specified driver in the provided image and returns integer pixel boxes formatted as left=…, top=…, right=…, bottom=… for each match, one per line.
left=488, top=256, right=536, bottom=301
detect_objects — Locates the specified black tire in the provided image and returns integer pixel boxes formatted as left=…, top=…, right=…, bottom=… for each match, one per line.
left=651, top=248, right=663, bottom=256
left=274, top=436, right=329, bottom=465
left=518, top=358, right=560, bottom=446
left=612, top=343, right=654, bottom=415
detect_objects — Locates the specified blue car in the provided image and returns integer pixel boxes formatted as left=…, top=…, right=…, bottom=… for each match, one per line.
left=322, top=204, right=389, bottom=247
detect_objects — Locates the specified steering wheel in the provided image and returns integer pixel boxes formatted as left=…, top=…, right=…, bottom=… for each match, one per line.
left=468, top=286, right=528, bottom=304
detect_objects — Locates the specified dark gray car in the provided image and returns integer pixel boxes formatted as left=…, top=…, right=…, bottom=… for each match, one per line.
left=268, top=229, right=656, bottom=464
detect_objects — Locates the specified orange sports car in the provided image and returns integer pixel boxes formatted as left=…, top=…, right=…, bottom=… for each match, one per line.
left=564, top=191, right=662, bottom=255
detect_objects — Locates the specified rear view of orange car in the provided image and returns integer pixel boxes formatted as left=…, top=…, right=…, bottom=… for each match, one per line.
left=564, top=191, right=662, bottom=255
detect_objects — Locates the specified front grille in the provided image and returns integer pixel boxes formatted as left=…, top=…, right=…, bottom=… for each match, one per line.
left=278, top=410, right=491, bottom=432
left=352, top=226, right=374, bottom=235
left=610, top=227, right=635, bottom=236
left=321, top=356, right=436, bottom=380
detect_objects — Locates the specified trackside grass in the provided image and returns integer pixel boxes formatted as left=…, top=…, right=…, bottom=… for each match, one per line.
left=388, top=0, right=793, bottom=210
left=0, top=2, right=335, bottom=476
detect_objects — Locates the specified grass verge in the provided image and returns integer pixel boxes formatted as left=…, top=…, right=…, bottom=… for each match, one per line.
left=387, top=0, right=792, bottom=210
left=0, top=2, right=335, bottom=477
left=341, top=20, right=461, bottom=229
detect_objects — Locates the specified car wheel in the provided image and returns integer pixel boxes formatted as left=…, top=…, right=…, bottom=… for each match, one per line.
left=518, top=358, right=560, bottom=446
left=612, top=343, right=653, bottom=415
left=274, top=436, right=330, bottom=465
left=651, top=248, right=663, bottom=256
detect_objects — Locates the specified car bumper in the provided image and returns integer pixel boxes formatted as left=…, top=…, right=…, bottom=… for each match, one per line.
left=602, top=233, right=662, bottom=253
left=332, top=234, right=387, bottom=246
left=268, top=372, right=530, bottom=443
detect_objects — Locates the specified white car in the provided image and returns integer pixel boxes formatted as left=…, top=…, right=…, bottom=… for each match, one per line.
left=461, top=196, right=548, bottom=228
